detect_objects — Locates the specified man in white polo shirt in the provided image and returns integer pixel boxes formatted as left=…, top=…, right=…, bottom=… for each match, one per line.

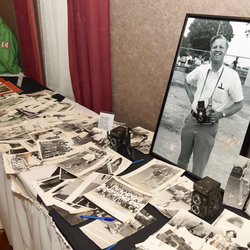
left=177, top=35, right=244, bottom=177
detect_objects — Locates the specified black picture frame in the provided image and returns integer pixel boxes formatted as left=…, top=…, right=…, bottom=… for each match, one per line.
left=150, top=13, right=250, bottom=189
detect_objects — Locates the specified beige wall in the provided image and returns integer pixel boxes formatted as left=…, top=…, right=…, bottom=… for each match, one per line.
left=110, top=0, right=250, bottom=131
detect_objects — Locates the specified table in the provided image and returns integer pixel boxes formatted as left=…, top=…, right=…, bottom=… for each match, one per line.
left=0, top=76, right=248, bottom=250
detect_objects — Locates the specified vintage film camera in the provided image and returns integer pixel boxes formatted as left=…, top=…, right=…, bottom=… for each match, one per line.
left=107, top=126, right=134, bottom=160
left=191, top=176, right=221, bottom=220
left=196, top=100, right=214, bottom=124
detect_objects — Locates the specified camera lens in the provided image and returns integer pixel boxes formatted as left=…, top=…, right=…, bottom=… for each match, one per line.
left=110, top=138, right=117, bottom=151
left=193, top=194, right=201, bottom=205
left=191, top=205, right=200, bottom=215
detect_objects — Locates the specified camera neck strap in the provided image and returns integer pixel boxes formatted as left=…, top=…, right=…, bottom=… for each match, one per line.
left=199, top=67, right=224, bottom=103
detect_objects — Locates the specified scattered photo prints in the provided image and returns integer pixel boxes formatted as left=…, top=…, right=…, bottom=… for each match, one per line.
left=0, top=95, right=25, bottom=109
left=57, top=145, right=111, bottom=177
left=154, top=223, right=205, bottom=250
left=2, top=80, right=250, bottom=250
left=24, top=89, right=56, bottom=99
left=131, top=126, right=154, bottom=154
left=52, top=172, right=112, bottom=204
left=150, top=176, right=193, bottom=218
left=38, top=138, right=77, bottom=161
left=56, top=117, right=99, bottom=134
left=34, top=175, right=64, bottom=193
left=0, top=91, right=20, bottom=100
left=51, top=200, right=102, bottom=226
left=29, top=127, right=69, bottom=141
left=5, top=150, right=45, bottom=174
left=32, top=176, right=80, bottom=210
left=122, top=159, right=185, bottom=194
left=210, top=209, right=250, bottom=250
left=71, top=127, right=110, bottom=149
left=84, top=177, right=152, bottom=222
left=81, top=208, right=156, bottom=249
left=134, top=235, right=176, bottom=250
left=0, top=141, right=24, bottom=153
left=0, top=125, right=27, bottom=140
left=167, top=209, right=213, bottom=239
left=95, top=147, right=132, bottom=176
left=45, top=111, right=88, bottom=123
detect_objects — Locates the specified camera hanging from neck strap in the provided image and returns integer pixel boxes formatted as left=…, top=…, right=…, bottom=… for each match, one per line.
left=198, top=67, right=224, bottom=108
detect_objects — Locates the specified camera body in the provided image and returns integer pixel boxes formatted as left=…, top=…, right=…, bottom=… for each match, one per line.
left=196, top=100, right=214, bottom=124
left=191, top=176, right=221, bottom=220
left=107, top=126, right=134, bottom=160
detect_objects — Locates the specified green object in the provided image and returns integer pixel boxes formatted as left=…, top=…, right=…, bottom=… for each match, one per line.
left=0, top=17, right=22, bottom=74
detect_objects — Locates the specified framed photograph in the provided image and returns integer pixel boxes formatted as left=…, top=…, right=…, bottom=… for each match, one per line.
left=150, top=14, right=250, bottom=189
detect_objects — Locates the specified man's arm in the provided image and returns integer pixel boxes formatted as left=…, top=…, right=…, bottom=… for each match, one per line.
left=184, top=78, right=194, bottom=104
left=210, top=100, right=243, bottom=123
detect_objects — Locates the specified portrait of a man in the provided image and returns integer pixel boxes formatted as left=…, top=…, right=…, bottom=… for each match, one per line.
left=151, top=15, right=250, bottom=188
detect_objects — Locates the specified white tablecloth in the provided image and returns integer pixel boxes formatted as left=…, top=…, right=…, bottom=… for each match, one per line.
left=0, top=151, right=72, bottom=250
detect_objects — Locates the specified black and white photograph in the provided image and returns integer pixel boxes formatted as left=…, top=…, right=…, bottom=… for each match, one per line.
left=96, top=156, right=123, bottom=175
left=80, top=208, right=156, bottom=249
left=5, top=150, right=44, bottom=174
left=47, top=100, right=76, bottom=113
left=56, top=117, right=98, bottom=134
left=84, top=177, right=152, bottom=222
left=56, top=145, right=110, bottom=177
left=29, top=128, right=68, bottom=141
left=150, top=176, right=193, bottom=218
left=167, top=209, right=213, bottom=239
left=9, top=147, right=28, bottom=154
left=223, top=155, right=250, bottom=209
left=34, top=175, right=64, bottom=193
left=0, top=110, right=28, bottom=128
left=0, top=141, right=23, bottom=153
left=24, top=89, right=56, bottom=100
left=122, top=158, right=185, bottom=194
left=96, top=147, right=132, bottom=175
left=51, top=201, right=103, bottom=226
left=131, top=126, right=154, bottom=154
left=208, top=209, right=250, bottom=250
left=134, top=235, right=176, bottom=250
left=202, top=227, right=241, bottom=250
left=150, top=14, right=250, bottom=189
left=38, top=138, right=76, bottom=161
left=72, top=127, right=110, bottom=149
left=19, top=139, right=38, bottom=152
left=24, top=103, right=50, bottom=116
left=0, top=92, right=19, bottom=101
left=4, top=132, right=32, bottom=141
left=45, top=111, right=89, bottom=123
left=0, top=125, right=27, bottom=140
left=0, top=95, right=26, bottom=109
left=154, top=223, right=205, bottom=250
left=53, top=172, right=112, bottom=204
left=32, top=176, right=82, bottom=211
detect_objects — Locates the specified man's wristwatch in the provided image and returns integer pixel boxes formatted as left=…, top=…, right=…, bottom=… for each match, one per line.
left=222, top=111, right=226, bottom=118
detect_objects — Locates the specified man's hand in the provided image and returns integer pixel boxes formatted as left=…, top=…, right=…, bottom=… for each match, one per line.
left=209, top=100, right=243, bottom=123
left=209, top=111, right=223, bottom=123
